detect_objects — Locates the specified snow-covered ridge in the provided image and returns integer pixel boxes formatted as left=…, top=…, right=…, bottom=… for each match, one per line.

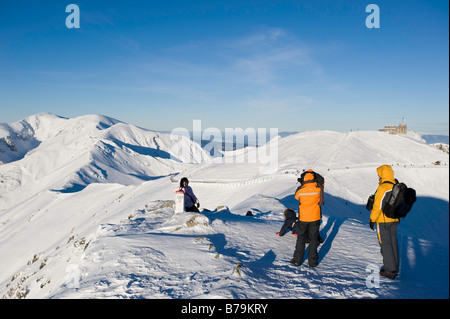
left=0, top=113, right=448, bottom=299
left=0, top=113, right=210, bottom=210
left=0, top=113, right=117, bottom=164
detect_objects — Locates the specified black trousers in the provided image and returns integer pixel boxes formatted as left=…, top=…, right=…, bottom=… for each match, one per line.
left=293, top=220, right=320, bottom=267
left=186, top=205, right=200, bottom=213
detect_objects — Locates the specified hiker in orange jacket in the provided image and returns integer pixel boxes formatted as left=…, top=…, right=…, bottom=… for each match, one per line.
left=291, top=170, right=324, bottom=267
left=369, top=165, right=400, bottom=279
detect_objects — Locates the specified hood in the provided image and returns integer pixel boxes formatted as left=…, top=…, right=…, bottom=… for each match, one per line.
left=304, top=169, right=315, bottom=182
left=283, top=208, right=296, bottom=220
left=377, top=165, right=395, bottom=184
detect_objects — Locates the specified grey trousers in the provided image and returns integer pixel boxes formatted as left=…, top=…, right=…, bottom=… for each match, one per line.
left=377, top=222, right=400, bottom=275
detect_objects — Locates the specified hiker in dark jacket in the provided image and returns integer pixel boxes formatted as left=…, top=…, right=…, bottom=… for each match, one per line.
left=276, top=208, right=299, bottom=237
left=277, top=208, right=325, bottom=243
left=180, top=177, right=200, bottom=212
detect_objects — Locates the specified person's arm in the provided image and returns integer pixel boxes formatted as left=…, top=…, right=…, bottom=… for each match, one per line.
left=370, top=186, right=385, bottom=223
left=277, top=216, right=296, bottom=236
left=185, top=186, right=199, bottom=206
left=277, top=220, right=290, bottom=236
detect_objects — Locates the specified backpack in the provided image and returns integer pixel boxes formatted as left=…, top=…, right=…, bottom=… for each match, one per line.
left=297, top=170, right=325, bottom=206
left=366, top=194, right=375, bottom=211
left=382, top=181, right=417, bottom=219
left=298, top=170, right=324, bottom=187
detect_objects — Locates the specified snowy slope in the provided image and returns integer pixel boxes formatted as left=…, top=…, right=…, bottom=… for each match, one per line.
left=0, top=114, right=448, bottom=299
left=0, top=113, right=210, bottom=210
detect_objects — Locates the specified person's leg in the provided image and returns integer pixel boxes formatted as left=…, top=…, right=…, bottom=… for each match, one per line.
left=307, top=220, right=320, bottom=267
left=186, top=205, right=200, bottom=212
left=293, top=222, right=308, bottom=265
left=389, top=222, right=400, bottom=274
left=378, top=223, right=397, bottom=277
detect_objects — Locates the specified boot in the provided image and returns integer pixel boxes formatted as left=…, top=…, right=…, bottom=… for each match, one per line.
left=290, top=258, right=301, bottom=266
left=380, top=269, right=397, bottom=279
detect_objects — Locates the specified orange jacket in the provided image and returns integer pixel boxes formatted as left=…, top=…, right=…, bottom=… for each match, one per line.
left=295, top=171, right=322, bottom=222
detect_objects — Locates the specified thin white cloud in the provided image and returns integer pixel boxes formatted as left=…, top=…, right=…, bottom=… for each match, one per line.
left=219, top=28, right=320, bottom=91
left=28, top=27, right=335, bottom=120
left=230, top=27, right=287, bottom=47
left=233, top=45, right=311, bottom=85
left=243, top=95, right=316, bottom=114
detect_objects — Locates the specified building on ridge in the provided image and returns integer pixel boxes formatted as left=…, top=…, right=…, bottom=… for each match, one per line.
left=379, top=118, right=407, bottom=135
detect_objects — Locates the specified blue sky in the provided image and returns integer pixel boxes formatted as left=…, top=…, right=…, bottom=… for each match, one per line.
left=0, top=0, right=448, bottom=134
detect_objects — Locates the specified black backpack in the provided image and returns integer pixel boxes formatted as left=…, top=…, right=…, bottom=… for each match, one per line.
left=297, top=170, right=325, bottom=206
left=382, top=181, right=417, bottom=219
left=298, top=170, right=324, bottom=187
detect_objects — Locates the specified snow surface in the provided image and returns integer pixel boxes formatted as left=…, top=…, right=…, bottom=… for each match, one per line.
left=0, top=113, right=448, bottom=299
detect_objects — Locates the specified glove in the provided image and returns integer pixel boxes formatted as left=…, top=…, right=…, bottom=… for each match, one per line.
left=369, top=221, right=375, bottom=230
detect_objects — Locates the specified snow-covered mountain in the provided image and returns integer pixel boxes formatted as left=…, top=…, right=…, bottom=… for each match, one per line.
left=421, top=134, right=449, bottom=145
left=0, top=113, right=448, bottom=299
left=0, top=113, right=210, bottom=210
